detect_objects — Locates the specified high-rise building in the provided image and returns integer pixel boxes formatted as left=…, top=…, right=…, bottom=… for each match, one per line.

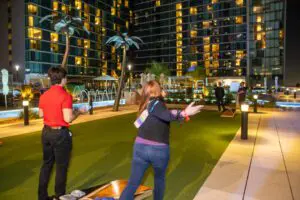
left=131, top=0, right=286, bottom=87
left=0, top=0, right=131, bottom=84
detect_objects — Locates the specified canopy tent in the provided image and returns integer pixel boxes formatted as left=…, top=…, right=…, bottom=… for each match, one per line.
left=93, top=75, right=117, bottom=81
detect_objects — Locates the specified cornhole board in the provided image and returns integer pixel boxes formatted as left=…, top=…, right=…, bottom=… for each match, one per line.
left=221, top=107, right=236, bottom=118
left=80, top=180, right=152, bottom=200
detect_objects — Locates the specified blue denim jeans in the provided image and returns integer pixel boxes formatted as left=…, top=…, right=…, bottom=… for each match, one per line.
left=120, top=143, right=170, bottom=200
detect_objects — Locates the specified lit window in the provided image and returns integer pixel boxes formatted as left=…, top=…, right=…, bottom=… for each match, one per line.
left=84, top=49, right=88, bottom=57
left=212, top=44, right=219, bottom=52
left=61, top=4, right=67, bottom=14
left=8, top=34, right=12, bottom=40
left=30, top=39, right=40, bottom=49
left=207, top=5, right=212, bottom=11
left=50, top=43, right=58, bottom=52
left=203, top=21, right=211, bottom=29
left=84, top=3, right=89, bottom=13
left=280, top=30, right=283, bottom=39
left=156, top=0, right=160, bottom=7
left=236, top=59, right=241, bottom=66
left=53, top=1, right=59, bottom=11
left=203, top=37, right=210, bottom=44
left=84, top=22, right=90, bottom=31
left=28, top=28, right=42, bottom=39
left=176, top=25, right=182, bottom=32
left=256, top=25, right=262, bottom=32
left=190, top=30, right=197, bottom=38
left=213, top=60, right=219, bottom=68
left=236, top=50, right=244, bottom=59
left=212, top=0, right=218, bottom=3
left=176, top=33, right=182, bottom=40
left=125, top=0, right=129, bottom=7
left=191, top=61, right=197, bottom=67
left=28, top=4, right=37, bottom=15
left=236, top=0, right=243, bottom=6
left=253, top=6, right=263, bottom=13
left=96, top=9, right=101, bottom=17
left=95, top=17, right=100, bottom=25
left=75, top=57, right=82, bottom=65
left=176, top=18, right=182, bottom=25
left=75, top=0, right=82, bottom=9
left=118, top=0, right=122, bottom=5
left=176, top=11, right=182, bottom=17
left=51, top=32, right=58, bottom=42
left=177, top=41, right=182, bottom=47
left=190, top=7, right=197, bottom=15
left=77, top=39, right=82, bottom=46
left=235, top=16, right=243, bottom=24
left=84, top=39, right=90, bottom=49
left=204, top=53, right=210, bottom=60
left=177, top=48, right=182, bottom=55
left=177, top=56, right=182, bottom=62
left=102, top=27, right=106, bottom=36
left=28, top=16, right=34, bottom=26
left=111, top=46, right=116, bottom=54
left=126, top=21, right=129, bottom=29
left=256, top=33, right=262, bottom=40
left=205, top=61, right=210, bottom=68
left=111, top=7, right=116, bottom=16
left=204, top=45, right=210, bottom=52
left=176, top=3, right=182, bottom=10
left=256, top=16, right=262, bottom=23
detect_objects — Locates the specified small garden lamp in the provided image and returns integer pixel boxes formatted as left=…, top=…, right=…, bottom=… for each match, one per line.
left=127, top=64, right=132, bottom=91
left=241, top=103, right=249, bottom=140
left=253, top=94, right=258, bottom=113
left=22, top=100, right=29, bottom=126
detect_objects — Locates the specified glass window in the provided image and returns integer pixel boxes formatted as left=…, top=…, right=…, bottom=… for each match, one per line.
left=28, top=16, right=34, bottom=26
left=176, top=3, right=182, bottom=10
left=84, top=39, right=90, bottom=49
left=236, top=0, right=243, bottom=6
left=51, top=32, right=58, bottom=42
left=28, top=4, right=37, bottom=15
left=190, top=30, right=197, bottom=38
left=235, top=16, right=243, bottom=24
left=156, top=0, right=160, bottom=7
left=203, top=21, right=211, bottom=29
left=28, top=28, right=42, bottom=39
left=203, top=37, right=210, bottom=44
left=75, top=56, right=82, bottom=65
left=75, top=0, right=82, bottom=10
left=190, top=7, right=197, bottom=15
left=53, top=1, right=59, bottom=11
left=111, top=8, right=116, bottom=16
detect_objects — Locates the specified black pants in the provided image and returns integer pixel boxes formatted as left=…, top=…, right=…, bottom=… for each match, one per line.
left=216, top=98, right=226, bottom=112
left=38, top=126, right=72, bottom=200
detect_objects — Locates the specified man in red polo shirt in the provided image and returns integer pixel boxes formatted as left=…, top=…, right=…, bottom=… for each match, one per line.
left=38, top=67, right=85, bottom=200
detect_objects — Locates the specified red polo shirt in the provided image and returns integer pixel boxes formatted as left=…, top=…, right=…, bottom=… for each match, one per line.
left=39, top=85, right=73, bottom=127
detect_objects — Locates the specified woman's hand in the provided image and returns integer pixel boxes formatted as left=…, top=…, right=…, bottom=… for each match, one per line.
left=184, top=102, right=203, bottom=116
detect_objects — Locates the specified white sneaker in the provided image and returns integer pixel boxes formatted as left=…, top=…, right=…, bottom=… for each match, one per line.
left=70, top=190, right=86, bottom=198
left=59, top=194, right=76, bottom=200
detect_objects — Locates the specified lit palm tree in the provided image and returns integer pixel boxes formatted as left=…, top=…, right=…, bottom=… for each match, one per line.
left=40, top=14, right=90, bottom=71
left=106, top=33, right=143, bottom=111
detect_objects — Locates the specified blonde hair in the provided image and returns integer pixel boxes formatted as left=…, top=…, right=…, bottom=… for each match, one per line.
left=138, top=80, right=162, bottom=115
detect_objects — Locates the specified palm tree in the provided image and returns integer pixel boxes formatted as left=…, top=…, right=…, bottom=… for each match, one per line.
left=106, top=33, right=143, bottom=111
left=40, top=14, right=90, bottom=71
left=145, top=61, right=171, bottom=78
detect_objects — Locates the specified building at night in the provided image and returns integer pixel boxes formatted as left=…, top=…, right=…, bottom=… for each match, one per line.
left=131, top=0, right=286, bottom=87
left=0, top=0, right=286, bottom=87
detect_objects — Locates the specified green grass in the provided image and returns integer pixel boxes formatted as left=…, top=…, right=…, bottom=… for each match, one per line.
left=0, top=111, right=240, bottom=200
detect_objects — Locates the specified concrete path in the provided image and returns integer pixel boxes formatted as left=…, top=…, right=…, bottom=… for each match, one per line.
left=194, top=111, right=299, bottom=200
left=0, top=105, right=138, bottom=139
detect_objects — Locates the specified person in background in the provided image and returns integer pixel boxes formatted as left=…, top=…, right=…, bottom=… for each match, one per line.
left=215, top=82, right=226, bottom=112
left=120, top=80, right=202, bottom=200
left=237, top=81, right=247, bottom=106
left=38, top=67, right=86, bottom=200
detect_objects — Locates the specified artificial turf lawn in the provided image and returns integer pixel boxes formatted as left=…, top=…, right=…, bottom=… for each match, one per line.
left=0, top=111, right=240, bottom=200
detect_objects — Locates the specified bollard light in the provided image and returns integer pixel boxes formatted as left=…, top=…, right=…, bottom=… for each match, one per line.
left=253, top=94, right=258, bottom=113
left=23, top=100, right=29, bottom=126
left=241, top=103, right=249, bottom=140
left=89, top=93, right=93, bottom=115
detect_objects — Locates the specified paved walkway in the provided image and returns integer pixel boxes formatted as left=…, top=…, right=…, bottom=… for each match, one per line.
left=194, top=111, right=300, bottom=200
left=0, top=105, right=138, bottom=139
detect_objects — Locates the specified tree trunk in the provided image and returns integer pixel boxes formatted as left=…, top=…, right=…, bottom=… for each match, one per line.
left=113, top=46, right=127, bottom=111
left=61, top=33, right=70, bottom=71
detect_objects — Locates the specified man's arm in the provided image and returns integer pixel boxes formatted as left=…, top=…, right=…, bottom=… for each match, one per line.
left=39, top=109, right=43, bottom=118
left=63, top=108, right=84, bottom=123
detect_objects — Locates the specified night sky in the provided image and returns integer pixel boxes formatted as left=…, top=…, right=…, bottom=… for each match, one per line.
left=285, top=0, right=300, bottom=86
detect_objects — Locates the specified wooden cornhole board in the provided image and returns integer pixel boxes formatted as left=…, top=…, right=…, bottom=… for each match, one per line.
left=80, top=180, right=152, bottom=200
left=221, top=107, right=236, bottom=118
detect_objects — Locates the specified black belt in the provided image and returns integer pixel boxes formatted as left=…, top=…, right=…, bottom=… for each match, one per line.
left=44, top=125, right=67, bottom=130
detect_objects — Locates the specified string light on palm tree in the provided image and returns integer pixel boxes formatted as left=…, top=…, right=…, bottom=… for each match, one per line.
left=39, top=14, right=90, bottom=71
left=106, top=33, right=143, bottom=111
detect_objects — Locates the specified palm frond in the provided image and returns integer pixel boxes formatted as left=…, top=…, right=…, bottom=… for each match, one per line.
left=39, top=14, right=56, bottom=24
left=68, top=26, right=75, bottom=36
left=115, top=40, right=125, bottom=49
left=106, top=36, right=123, bottom=45
left=125, top=38, right=140, bottom=49
left=54, top=21, right=68, bottom=33
left=82, top=26, right=90, bottom=35
left=131, top=36, right=144, bottom=44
